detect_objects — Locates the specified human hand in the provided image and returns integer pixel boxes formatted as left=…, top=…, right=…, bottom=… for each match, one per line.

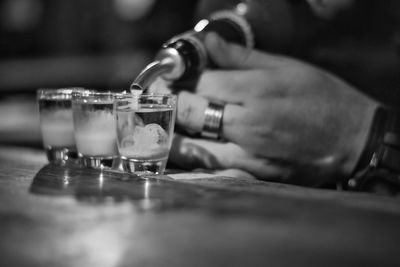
left=150, top=32, right=378, bottom=186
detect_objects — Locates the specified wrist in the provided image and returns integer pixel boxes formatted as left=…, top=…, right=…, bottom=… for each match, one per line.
left=344, top=106, right=400, bottom=195
left=351, top=107, right=388, bottom=177
left=337, top=94, right=378, bottom=180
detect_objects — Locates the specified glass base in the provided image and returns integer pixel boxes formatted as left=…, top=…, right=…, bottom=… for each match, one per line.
left=80, top=155, right=119, bottom=170
left=46, top=147, right=78, bottom=164
left=121, top=157, right=167, bottom=175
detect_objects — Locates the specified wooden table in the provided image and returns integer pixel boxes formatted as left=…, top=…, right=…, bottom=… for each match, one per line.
left=1, top=145, right=400, bottom=267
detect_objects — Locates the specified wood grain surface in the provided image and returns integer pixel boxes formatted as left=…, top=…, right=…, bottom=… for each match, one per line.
left=0, top=145, right=399, bottom=267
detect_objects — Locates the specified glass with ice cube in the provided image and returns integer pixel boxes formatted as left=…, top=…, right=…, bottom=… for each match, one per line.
left=37, top=88, right=85, bottom=163
left=115, top=94, right=176, bottom=175
left=72, top=91, right=119, bottom=169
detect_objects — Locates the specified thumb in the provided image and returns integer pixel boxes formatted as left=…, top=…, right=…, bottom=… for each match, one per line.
left=204, top=32, right=283, bottom=69
left=204, top=32, right=250, bottom=68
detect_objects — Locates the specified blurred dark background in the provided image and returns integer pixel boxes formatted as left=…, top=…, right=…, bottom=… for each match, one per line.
left=0, top=0, right=199, bottom=92
left=0, top=0, right=198, bottom=146
left=0, top=0, right=399, bottom=147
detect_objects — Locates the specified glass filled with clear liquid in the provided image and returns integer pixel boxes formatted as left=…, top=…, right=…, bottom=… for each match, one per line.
left=115, top=94, right=176, bottom=175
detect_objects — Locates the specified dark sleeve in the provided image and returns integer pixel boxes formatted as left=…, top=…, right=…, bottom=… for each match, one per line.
left=303, top=0, right=400, bottom=106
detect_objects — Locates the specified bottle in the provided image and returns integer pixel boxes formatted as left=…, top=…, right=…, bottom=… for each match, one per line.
left=131, top=0, right=319, bottom=92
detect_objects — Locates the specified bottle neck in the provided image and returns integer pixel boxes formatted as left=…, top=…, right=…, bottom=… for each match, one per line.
left=161, top=11, right=253, bottom=80
left=131, top=8, right=253, bottom=91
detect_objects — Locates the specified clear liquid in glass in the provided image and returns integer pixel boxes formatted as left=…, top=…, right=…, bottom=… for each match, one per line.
left=117, top=105, right=175, bottom=174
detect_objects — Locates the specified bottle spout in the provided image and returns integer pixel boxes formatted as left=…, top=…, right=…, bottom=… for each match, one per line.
left=130, top=47, right=186, bottom=93
left=130, top=58, right=174, bottom=93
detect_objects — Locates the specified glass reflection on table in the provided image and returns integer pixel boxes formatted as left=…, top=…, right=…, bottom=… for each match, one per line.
left=29, top=162, right=205, bottom=211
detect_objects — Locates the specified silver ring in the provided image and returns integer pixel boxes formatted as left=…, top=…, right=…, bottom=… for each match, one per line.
left=201, top=101, right=225, bottom=139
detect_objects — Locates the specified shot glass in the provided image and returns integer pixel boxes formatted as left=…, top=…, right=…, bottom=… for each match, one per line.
left=115, top=94, right=176, bottom=175
left=37, top=88, right=85, bottom=163
left=72, top=91, right=119, bottom=169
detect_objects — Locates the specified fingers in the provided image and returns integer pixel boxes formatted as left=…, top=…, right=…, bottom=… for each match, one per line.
left=176, top=91, right=247, bottom=142
left=169, top=133, right=290, bottom=180
left=176, top=91, right=208, bottom=133
left=204, top=32, right=289, bottom=70
left=222, top=103, right=247, bottom=143
left=148, top=81, right=211, bottom=134
left=149, top=73, right=259, bottom=143
left=195, top=69, right=271, bottom=104
left=149, top=67, right=274, bottom=105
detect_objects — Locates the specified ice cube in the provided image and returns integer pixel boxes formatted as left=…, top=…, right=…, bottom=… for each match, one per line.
left=119, top=123, right=169, bottom=159
left=144, top=124, right=168, bottom=145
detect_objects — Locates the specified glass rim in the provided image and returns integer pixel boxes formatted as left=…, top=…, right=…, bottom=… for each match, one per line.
left=71, top=92, right=119, bottom=105
left=37, top=87, right=87, bottom=94
left=71, top=90, right=116, bottom=98
left=116, top=93, right=177, bottom=99
left=37, top=87, right=89, bottom=99
left=115, top=93, right=176, bottom=111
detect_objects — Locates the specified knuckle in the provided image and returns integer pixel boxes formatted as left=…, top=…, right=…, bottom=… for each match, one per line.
left=177, top=93, right=203, bottom=132
left=178, top=103, right=194, bottom=125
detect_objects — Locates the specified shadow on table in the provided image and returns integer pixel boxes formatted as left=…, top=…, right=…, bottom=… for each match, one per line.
left=29, top=163, right=209, bottom=210
left=29, top=162, right=309, bottom=217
